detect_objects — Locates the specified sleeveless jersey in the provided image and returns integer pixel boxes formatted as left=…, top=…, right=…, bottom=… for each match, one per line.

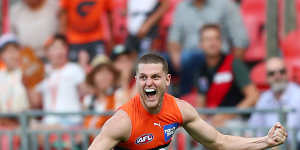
left=115, top=93, right=183, bottom=150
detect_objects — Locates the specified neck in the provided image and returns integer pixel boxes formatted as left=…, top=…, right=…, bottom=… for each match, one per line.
left=274, top=91, right=283, bottom=100
left=95, top=89, right=106, bottom=99
left=193, top=0, right=205, bottom=8
left=140, top=97, right=163, bottom=114
left=206, top=54, right=221, bottom=67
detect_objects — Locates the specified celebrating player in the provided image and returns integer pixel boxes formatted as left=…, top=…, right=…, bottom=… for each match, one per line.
left=88, top=53, right=287, bottom=150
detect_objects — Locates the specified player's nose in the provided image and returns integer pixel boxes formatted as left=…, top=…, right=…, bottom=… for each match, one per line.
left=145, top=78, right=154, bottom=86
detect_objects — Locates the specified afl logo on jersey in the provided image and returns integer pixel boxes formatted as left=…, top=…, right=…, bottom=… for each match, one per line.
left=135, top=134, right=154, bottom=144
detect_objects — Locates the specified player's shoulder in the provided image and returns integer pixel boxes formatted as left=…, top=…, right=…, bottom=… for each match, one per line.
left=101, top=110, right=132, bottom=141
left=175, top=98, right=198, bottom=124
left=175, top=98, right=195, bottom=110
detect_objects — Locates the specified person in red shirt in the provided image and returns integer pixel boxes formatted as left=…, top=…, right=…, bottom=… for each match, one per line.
left=88, top=53, right=287, bottom=150
left=59, top=0, right=114, bottom=62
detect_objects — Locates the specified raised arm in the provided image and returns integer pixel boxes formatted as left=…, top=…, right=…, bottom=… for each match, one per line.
left=176, top=99, right=287, bottom=150
left=88, top=110, right=131, bottom=150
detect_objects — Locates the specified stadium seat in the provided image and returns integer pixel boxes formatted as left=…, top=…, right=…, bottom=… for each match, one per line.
left=0, top=126, right=20, bottom=150
left=250, top=62, right=269, bottom=91
left=281, top=29, right=300, bottom=58
left=241, top=0, right=267, bottom=62
left=180, top=89, right=198, bottom=107
left=244, top=34, right=266, bottom=62
left=284, top=58, right=300, bottom=84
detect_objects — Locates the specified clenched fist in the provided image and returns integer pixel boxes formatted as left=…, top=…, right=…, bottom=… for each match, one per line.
left=266, top=122, right=288, bottom=148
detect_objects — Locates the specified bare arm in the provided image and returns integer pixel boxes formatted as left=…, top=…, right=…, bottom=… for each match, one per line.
left=176, top=99, right=287, bottom=150
left=88, top=110, right=131, bottom=150
left=137, top=0, right=170, bottom=38
left=58, top=8, right=67, bottom=34
left=237, top=84, right=260, bottom=109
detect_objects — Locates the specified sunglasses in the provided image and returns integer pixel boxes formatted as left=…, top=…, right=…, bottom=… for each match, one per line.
left=267, top=68, right=286, bottom=77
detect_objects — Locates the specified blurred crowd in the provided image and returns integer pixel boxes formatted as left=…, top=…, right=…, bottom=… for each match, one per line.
left=1, top=0, right=300, bottom=149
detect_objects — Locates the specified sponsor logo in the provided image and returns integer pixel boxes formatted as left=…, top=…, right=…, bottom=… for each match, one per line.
left=163, top=123, right=179, bottom=141
left=135, top=134, right=154, bottom=144
left=154, top=122, right=161, bottom=128
left=213, top=72, right=232, bottom=84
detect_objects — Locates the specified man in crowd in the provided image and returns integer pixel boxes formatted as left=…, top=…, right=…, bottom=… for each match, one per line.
left=193, top=24, right=259, bottom=127
left=249, top=57, right=300, bottom=148
left=168, top=0, right=248, bottom=71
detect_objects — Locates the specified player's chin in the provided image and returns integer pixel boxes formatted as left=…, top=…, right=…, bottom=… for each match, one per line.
left=145, top=99, right=160, bottom=109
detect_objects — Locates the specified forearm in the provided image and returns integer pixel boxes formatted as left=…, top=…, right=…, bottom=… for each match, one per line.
left=218, top=134, right=270, bottom=150
left=143, top=0, right=169, bottom=30
left=58, top=9, right=67, bottom=34
left=236, top=97, right=256, bottom=109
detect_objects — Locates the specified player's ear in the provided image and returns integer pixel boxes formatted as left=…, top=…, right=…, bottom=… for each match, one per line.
left=166, top=74, right=171, bottom=86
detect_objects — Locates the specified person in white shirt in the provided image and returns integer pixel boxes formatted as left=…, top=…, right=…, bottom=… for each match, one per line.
left=0, top=34, right=29, bottom=127
left=31, top=34, right=85, bottom=127
left=248, top=57, right=300, bottom=148
left=10, top=0, right=59, bottom=58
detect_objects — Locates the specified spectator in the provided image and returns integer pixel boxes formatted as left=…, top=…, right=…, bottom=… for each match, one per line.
left=59, top=0, right=114, bottom=62
left=248, top=57, right=300, bottom=147
left=193, top=24, right=258, bottom=127
left=83, top=61, right=119, bottom=129
left=10, top=0, right=59, bottom=58
left=168, top=0, right=248, bottom=70
left=125, top=0, right=170, bottom=55
left=0, top=34, right=29, bottom=127
left=31, top=34, right=85, bottom=127
left=111, top=45, right=138, bottom=106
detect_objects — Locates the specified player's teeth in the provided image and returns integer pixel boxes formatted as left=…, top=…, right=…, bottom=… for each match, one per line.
left=145, top=89, right=155, bottom=92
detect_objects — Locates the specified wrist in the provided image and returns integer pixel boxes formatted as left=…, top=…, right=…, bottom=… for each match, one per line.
left=263, top=136, right=273, bottom=148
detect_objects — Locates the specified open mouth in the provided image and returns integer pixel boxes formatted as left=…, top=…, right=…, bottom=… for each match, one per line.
left=144, top=88, right=157, bottom=98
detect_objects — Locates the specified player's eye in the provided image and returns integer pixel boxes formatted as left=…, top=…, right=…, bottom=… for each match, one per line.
left=152, top=75, right=161, bottom=80
left=140, top=76, right=147, bottom=80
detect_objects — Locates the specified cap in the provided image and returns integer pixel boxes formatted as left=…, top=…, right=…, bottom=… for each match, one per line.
left=110, top=44, right=130, bottom=61
left=91, top=54, right=111, bottom=68
left=0, top=33, right=19, bottom=52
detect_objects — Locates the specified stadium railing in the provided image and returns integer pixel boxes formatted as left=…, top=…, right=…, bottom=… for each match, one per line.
left=0, top=108, right=296, bottom=150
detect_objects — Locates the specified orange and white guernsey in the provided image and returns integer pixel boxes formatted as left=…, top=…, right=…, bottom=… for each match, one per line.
left=115, top=93, right=183, bottom=150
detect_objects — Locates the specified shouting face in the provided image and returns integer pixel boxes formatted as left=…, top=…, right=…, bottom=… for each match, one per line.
left=136, top=63, right=170, bottom=112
